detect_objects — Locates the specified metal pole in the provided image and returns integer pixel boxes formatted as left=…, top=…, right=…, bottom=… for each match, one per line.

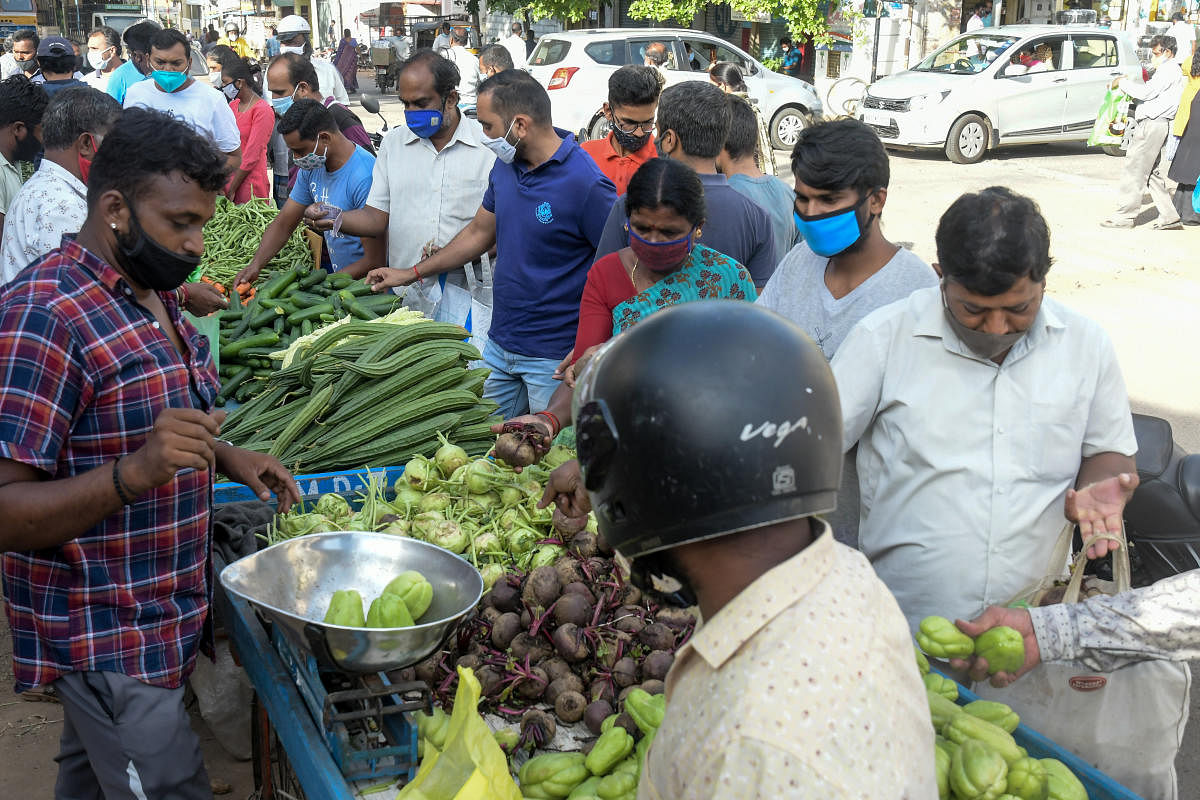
left=870, top=12, right=881, bottom=82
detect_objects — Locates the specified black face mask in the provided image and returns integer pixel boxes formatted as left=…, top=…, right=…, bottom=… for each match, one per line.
left=115, top=201, right=201, bottom=292
left=13, top=130, right=41, bottom=163
left=629, top=551, right=698, bottom=609
left=609, top=114, right=651, bottom=153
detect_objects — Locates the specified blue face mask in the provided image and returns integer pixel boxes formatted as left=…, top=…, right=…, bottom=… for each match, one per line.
left=793, top=192, right=874, bottom=258
left=270, top=88, right=297, bottom=116
left=151, top=69, right=188, bottom=93
left=405, top=106, right=444, bottom=139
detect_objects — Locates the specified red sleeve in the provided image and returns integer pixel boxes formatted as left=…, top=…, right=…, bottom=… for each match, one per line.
left=572, top=253, right=633, bottom=363
left=238, top=100, right=275, bottom=173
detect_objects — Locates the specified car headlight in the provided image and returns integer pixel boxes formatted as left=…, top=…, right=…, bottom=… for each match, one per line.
left=908, top=91, right=951, bottom=111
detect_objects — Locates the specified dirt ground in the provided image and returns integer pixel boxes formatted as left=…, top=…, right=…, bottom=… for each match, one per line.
left=1, top=111, right=1197, bottom=796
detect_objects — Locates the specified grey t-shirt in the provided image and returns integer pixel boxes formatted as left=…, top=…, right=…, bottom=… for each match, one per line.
left=757, top=242, right=938, bottom=359
left=726, top=173, right=797, bottom=268
left=757, top=242, right=937, bottom=548
left=594, top=172, right=778, bottom=288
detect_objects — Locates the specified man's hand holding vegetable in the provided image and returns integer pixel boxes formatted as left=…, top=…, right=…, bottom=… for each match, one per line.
left=949, top=606, right=1041, bottom=687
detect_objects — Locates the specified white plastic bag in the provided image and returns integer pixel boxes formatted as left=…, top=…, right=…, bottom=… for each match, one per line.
left=976, top=523, right=1191, bottom=800
left=399, top=255, right=492, bottom=360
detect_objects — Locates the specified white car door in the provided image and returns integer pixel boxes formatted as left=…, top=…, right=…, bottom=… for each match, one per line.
left=992, top=36, right=1071, bottom=141
left=1061, top=34, right=1125, bottom=137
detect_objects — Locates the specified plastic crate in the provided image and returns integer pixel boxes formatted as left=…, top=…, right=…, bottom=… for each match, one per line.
left=214, top=466, right=406, bottom=506
left=951, top=678, right=1143, bottom=800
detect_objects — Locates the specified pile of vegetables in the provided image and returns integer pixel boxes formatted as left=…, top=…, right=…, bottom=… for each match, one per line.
left=915, top=637, right=1089, bottom=800
left=199, top=196, right=311, bottom=289
left=215, top=267, right=407, bottom=404
left=267, top=445, right=583, bottom=583
left=323, top=571, right=434, bottom=629
left=221, top=317, right=499, bottom=472
left=413, top=550, right=694, bottom=744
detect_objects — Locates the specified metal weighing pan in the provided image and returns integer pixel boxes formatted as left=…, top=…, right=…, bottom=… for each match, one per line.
left=220, top=531, right=483, bottom=673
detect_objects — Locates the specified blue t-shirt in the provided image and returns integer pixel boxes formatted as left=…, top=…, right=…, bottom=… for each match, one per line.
left=289, top=145, right=375, bottom=272
left=483, top=131, right=616, bottom=359
left=105, top=59, right=146, bottom=104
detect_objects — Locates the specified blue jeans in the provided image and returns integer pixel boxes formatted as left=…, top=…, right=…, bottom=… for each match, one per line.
left=482, top=339, right=562, bottom=419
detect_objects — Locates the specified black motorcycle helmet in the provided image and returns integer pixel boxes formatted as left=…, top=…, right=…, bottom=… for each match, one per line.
left=573, top=301, right=843, bottom=563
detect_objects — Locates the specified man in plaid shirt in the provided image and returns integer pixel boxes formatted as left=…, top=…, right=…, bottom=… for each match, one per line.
left=0, top=107, right=300, bottom=799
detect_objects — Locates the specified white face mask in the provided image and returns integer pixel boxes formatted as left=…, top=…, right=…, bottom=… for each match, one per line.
left=226, top=31, right=239, bottom=40
left=87, top=48, right=113, bottom=71
left=280, top=44, right=305, bottom=55
left=480, top=118, right=518, bottom=164
left=209, top=70, right=222, bottom=87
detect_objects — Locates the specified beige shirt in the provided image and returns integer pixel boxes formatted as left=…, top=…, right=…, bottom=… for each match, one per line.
left=833, top=287, right=1136, bottom=629
left=637, top=523, right=938, bottom=800
left=0, top=151, right=23, bottom=217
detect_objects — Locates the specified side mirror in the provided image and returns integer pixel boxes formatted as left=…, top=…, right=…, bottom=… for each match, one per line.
left=361, top=96, right=380, bottom=114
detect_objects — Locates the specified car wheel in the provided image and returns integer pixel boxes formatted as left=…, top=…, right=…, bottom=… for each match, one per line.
left=770, top=106, right=809, bottom=150
left=588, top=113, right=611, bottom=142
left=1101, top=144, right=1126, bottom=157
left=945, top=114, right=989, bottom=164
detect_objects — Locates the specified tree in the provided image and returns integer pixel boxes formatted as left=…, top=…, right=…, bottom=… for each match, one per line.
left=485, top=0, right=599, bottom=24
left=627, top=0, right=854, bottom=46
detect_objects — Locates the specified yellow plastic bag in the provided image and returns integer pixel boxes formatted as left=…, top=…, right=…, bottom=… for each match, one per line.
left=398, top=666, right=522, bottom=800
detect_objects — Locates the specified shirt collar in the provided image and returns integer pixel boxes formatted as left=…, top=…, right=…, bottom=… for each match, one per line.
left=35, top=158, right=86, bottom=196
left=0, top=149, right=17, bottom=173
left=686, top=520, right=836, bottom=670
left=58, top=236, right=131, bottom=292
left=697, top=171, right=728, bottom=187
left=514, top=128, right=576, bottom=176
left=912, top=283, right=1066, bottom=361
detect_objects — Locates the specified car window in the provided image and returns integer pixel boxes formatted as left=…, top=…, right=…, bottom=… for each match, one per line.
left=915, top=33, right=1018, bottom=74
left=1001, top=36, right=1067, bottom=75
left=629, top=39, right=678, bottom=70
left=530, top=38, right=571, bottom=67
left=584, top=40, right=623, bottom=66
left=1070, top=36, right=1119, bottom=69
left=679, top=36, right=753, bottom=73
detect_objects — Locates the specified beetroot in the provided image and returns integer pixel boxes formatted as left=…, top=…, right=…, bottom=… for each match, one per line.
left=588, top=678, right=615, bottom=703
left=491, top=612, right=522, bottom=650
left=479, top=605, right=502, bottom=625
left=552, top=508, right=588, bottom=537
left=520, top=608, right=533, bottom=628
left=522, top=565, right=562, bottom=609
left=544, top=674, right=585, bottom=706
left=476, top=666, right=502, bottom=696
left=613, top=712, right=639, bottom=737
left=553, top=592, right=592, bottom=628
left=414, top=655, right=439, bottom=686
left=510, top=632, right=552, bottom=664
left=641, top=650, right=674, bottom=681
left=494, top=422, right=548, bottom=468
left=618, top=582, right=643, bottom=607
left=554, top=690, right=587, bottom=724
left=640, top=679, right=665, bottom=695
left=515, top=666, right=548, bottom=701
left=562, top=581, right=596, bottom=603
left=539, top=656, right=574, bottom=683
left=486, top=580, right=521, bottom=613
left=554, top=557, right=585, bottom=587
left=552, top=623, right=590, bottom=662
left=567, top=531, right=598, bottom=560
left=596, top=631, right=632, bottom=669
left=595, top=530, right=615, bottom=556
left=520, top=708, right=556, bottom=748
left=638, top=622, right=675, bottom=651
left=456, top=653, right=482, bottom=672
left=611, top=657, right=638, bottom=688
left=584, top=700, right=614, bottom=735
left=613, top=607, right=646, bottom=636
left=654, top=606, right=697, bottom=630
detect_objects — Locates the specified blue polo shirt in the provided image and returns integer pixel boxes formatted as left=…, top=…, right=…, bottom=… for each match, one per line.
left=484, top=130, right=616, bottom=359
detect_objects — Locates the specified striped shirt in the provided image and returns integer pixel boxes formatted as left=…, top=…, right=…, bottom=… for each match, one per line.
left=0, top=237, right=220, bottom=692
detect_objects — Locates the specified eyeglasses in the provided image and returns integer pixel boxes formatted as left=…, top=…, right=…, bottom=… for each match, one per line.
left=611, top=115, right=655, bottom=135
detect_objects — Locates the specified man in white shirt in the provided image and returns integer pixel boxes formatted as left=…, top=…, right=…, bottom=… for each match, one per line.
left=83, top=26, right=125, bottom=93
left=1103, top=35, right=1184, bottom=229
left=300, top=51, right=494, bottom=340
left=501, top=22, right=527, bottom=69
left=965, top=1, right=992, bottom=31
left=275, top=14, right=348, bottom=105
left=0, top=87, right=118, bottom=284
left=432, top=22, right=452, bottom=54
left=444, top=27, right=481, bottom=107
left=1167, top=12, right=1195, bottom=68
left=1, top=30, right=39, bottom=80
left=123, top=28, right=242, bottom=172
left=835, top=185, right=1137, bottom=632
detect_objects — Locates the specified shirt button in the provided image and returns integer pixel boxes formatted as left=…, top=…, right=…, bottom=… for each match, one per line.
left=996, top=486, right=1005, bottom=495
left=997, top=426, right=1004, bottom=434
left=152, top=321, right=161, bottom=329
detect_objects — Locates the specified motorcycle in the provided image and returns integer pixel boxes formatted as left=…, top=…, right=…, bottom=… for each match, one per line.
left=1120, top=413, right=1200, bottom=586
left=360, top=96, right=389, bottom=151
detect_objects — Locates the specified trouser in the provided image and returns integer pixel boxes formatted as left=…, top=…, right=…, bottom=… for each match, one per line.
left=53, top=671, right=211, bottom=800
left=481, top=339, right=562, bottom=419
left=1113, top=117, right=1178, bottom=224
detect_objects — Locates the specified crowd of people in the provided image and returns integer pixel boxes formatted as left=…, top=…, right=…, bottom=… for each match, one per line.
left=1, top=16, right=1199, bottom=800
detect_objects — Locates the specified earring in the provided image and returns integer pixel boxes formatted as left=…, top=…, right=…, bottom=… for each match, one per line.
left=110, top=223, right=117, bottom=230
